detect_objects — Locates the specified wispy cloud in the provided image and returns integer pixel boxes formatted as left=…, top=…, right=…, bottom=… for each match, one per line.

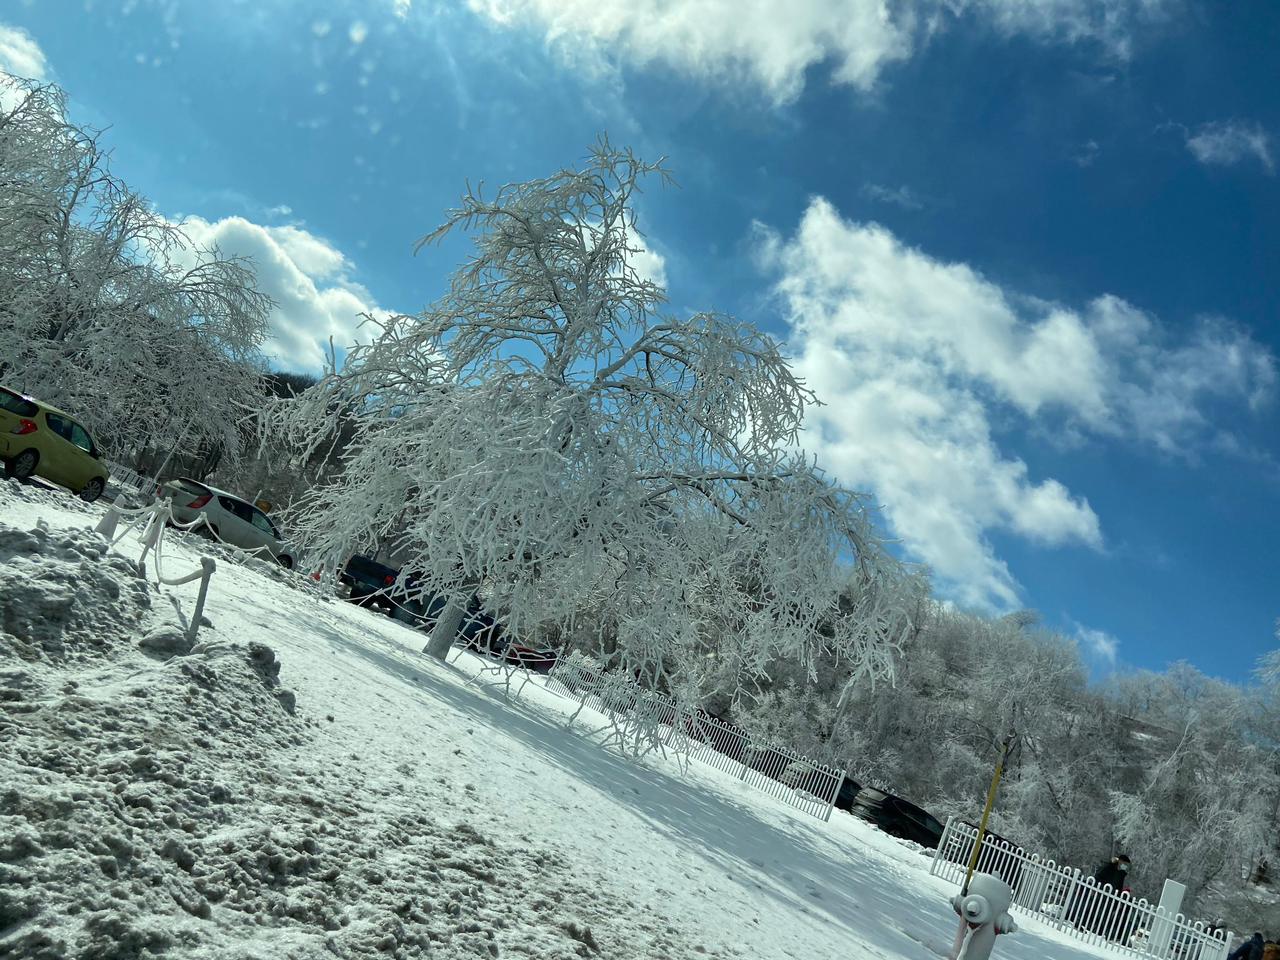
left=1074, top=139, right=1100, bottom=167
left=1186, top=119, right=1274, bottom=174
left=467, top=0, right=1168, bottom=104
left=861, top=183, right=925, bottom=211
left=1074, top=622, right=1120, bottom=667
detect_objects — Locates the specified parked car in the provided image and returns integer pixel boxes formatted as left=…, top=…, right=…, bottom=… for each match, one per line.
left=162, top=477, right=294, bottom=568
left=340, top=555, right=401, bottom=610
left=447, top=599, right=558, bottom=672
left=848, top=787, right=945, bottom=849
left=0, top=386, right=110, bottom=502
left=833, top=775, right=863, bottom=813
left=429, top=596, right=503, bottom=649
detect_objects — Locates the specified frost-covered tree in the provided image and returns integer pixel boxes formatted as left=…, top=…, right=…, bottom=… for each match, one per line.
left=0, top=75, right=270, bottom=470
left=1105, top=663, right=1280, bottom=903
left=278, top=141, right=913, bottom=701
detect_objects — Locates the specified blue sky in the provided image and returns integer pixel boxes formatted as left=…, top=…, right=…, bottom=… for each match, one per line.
left=3, top=0, right=1276, bottom=683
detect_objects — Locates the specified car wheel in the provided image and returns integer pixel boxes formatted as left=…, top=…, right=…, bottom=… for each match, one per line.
left=80, top=477, right=105, bottom=502
left=276, top=554, right=294, bottom=570
left=4, top=449, right=38, bottom=480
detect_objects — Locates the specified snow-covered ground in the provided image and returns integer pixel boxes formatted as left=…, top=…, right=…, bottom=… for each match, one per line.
left=0, top=479, right=1117, bottom=959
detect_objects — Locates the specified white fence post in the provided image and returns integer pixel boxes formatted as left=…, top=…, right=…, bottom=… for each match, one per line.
left=1150, top=879, right=1185, bottom=957
left=931, top=816, right=957, bottom=877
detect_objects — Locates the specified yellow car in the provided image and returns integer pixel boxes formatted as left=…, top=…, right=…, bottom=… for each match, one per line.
left=0, top=386, right=110, bottom=502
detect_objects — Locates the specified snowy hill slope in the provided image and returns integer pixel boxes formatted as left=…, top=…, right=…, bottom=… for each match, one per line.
left=0, top=480, right=1118, bottom=960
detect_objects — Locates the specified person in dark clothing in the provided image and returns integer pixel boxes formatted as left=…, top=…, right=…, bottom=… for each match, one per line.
left=1093, top=854, right=1131, bottom=893
left=1228, top=932, right=1264, bottom=960
left=1067, top=854, right=1131, bottom=937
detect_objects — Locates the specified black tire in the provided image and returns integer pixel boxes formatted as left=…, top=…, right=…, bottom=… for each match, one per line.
left=80, top=477, right=105, bottom=503
left=276, top=554, right=294, bottom=570
left=5, top=449, right=38, bottom=480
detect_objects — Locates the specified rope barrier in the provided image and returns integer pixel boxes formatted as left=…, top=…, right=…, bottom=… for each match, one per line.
left=96, top=497, right=218, bottom=646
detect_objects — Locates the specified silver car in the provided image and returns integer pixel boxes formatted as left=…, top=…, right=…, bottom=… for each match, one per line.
left=163, top=477, right=295, bottom=568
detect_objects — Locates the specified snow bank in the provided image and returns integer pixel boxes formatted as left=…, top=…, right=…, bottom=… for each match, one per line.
left=0, top=519, right=151, bottom=662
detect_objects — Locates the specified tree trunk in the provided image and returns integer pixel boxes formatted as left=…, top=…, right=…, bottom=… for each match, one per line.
left=423, top=593, right=470, bottom=661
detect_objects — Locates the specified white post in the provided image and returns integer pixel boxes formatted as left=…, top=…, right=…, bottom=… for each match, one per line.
left=932, top=817, right=956, bottom=876
left=186, top=557, right=216, bottom=644
left=95, top=498, right=124, bottom=539
left=1149, top=879, right=1185, bottom=958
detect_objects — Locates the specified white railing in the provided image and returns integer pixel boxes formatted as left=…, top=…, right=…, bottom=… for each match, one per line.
left=545, top=658, right=846, bottom=822
left=930, top=818, right=1231, bottom=960
left=106, top=461, right=161, bottom=503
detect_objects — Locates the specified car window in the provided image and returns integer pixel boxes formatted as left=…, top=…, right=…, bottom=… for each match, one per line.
left=44, top=412, right=74, bottom=441
left=217, top=495, right=252, bottom=521
left=0, top=389, right=37, bottom=417
left=249, top=508, right=278, bottom=537
left=69, top=422, right=94, bottom=454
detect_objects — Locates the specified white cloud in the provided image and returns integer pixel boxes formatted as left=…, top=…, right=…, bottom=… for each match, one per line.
left=1186, top=120, right=1274, bottom=174
left=0, top=23, right=47, bottom=81
left=467, top=0, right=1166, bottom=103
left=178, top=216, right=392, bottom=372
left=758, top=199, right=1275, bottom=609
left=349, top=20, right=369, bottom=45
left=630, top=242, right=667, bottom=288
left=1074, top=622, right=1119, bottom=666
left=393, top=0, right=413, bottom=19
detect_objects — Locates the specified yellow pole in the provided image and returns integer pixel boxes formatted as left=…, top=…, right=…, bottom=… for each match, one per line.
left=963, top=733, right=1015, bottom=894
left=949, top=733, right=1016, bottom=960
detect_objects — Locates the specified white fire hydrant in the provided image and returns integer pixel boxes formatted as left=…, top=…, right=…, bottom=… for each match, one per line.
left=951, top=873, right=1018, bottom=960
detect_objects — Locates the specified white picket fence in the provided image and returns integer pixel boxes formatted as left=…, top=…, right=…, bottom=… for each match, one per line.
left=931, top=818, right=1232, bottom=960
left=545, top=658, right=846, bottom=821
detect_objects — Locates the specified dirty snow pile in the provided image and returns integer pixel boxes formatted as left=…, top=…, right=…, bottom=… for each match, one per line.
left=0, top=510, right=661, bottom=959
left=0, top=480, right=1116, bottom=960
